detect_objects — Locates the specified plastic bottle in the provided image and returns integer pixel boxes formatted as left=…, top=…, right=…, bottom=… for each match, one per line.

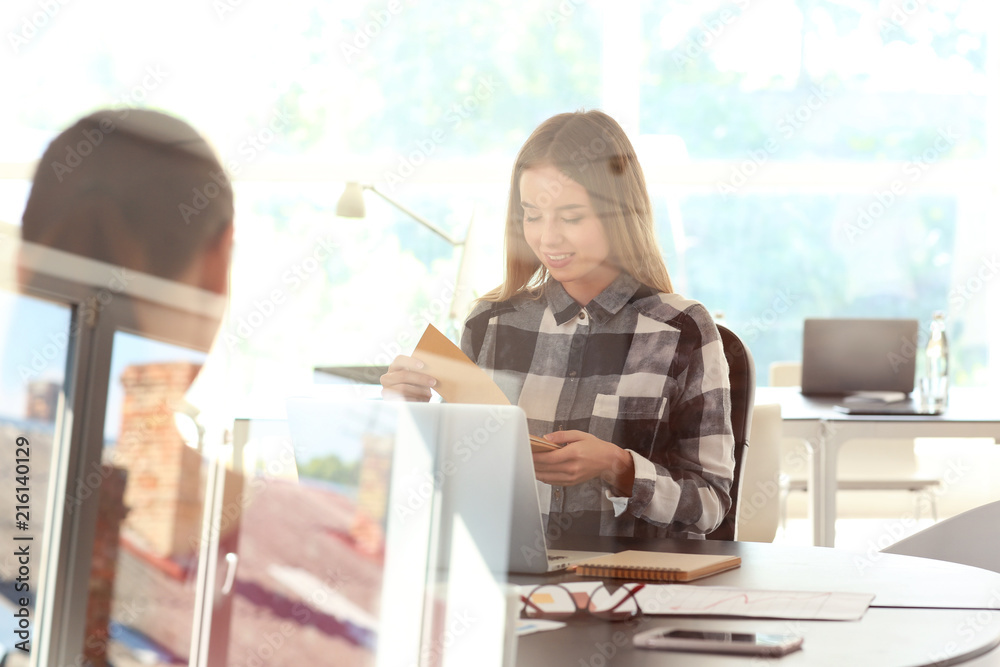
left=923, top=311, right=949, bottom=411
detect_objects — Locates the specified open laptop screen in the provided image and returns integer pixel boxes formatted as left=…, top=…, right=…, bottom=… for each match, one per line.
left=279, top=398, right=518, bottom=667
left=801, top=318, right=919, bottom=396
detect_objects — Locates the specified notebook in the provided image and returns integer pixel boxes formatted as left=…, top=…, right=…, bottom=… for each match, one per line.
left=572, top=550, right=742, bottom=582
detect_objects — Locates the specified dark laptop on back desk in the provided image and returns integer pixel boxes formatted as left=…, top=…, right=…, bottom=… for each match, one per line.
left=801, top=318, right=941, bottom=415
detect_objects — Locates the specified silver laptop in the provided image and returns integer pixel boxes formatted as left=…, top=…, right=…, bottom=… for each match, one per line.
left=283, top=397, right=525, bottom=666
left=801, top=318, right=939, bottom=414
left=480, top=405, right=610, bottom=574
left=802, top=318, right=919, bottom=396
left=285, top=398, right=605, bottom=577
left=427, top=403, right=608, bottom=574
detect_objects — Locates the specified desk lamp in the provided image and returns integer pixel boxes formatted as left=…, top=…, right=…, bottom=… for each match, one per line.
left=336, top=182, right=476, bottom=340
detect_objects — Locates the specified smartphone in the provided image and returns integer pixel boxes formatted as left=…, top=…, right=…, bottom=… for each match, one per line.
left=633, top=627, right=803, bottom=656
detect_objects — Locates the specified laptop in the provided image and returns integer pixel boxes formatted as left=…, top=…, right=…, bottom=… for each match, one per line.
left=422, top=402, right=609, bottom=574
left=284, top=398, right=606, bottom=576
left=283, top=397, right=527, bottom=666
left=801, top=318, right=940, bottom=415
left=479, top=405, right=610, bottom=574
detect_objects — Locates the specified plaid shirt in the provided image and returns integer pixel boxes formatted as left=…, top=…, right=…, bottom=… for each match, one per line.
left=461, top=273, right=734, bottom=539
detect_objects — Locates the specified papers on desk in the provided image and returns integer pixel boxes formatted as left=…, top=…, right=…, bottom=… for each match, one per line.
left=552, top=582, right=874, bottom=621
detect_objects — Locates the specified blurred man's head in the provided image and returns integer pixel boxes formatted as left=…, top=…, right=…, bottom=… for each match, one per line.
left=22, top=108, right=233, bottom=295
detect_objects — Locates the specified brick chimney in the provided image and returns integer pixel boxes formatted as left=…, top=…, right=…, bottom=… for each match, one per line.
left=116, top=362, right=203, bottom=558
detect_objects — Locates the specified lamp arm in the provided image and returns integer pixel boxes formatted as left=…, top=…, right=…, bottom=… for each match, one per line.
left=365, top=184, right=463, bottom=246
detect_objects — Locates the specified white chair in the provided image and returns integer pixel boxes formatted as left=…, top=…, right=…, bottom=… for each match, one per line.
left=771, top=361, right=941, bottom=526
left=736, top=403, right=785, bottom=542
left=880, top=500, right=1000, bottom=573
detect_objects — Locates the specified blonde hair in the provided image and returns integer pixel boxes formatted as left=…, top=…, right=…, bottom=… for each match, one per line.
left=482, top=110, right=672, bottom=302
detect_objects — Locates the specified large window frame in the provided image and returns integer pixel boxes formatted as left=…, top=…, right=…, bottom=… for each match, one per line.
left=3, top=226, right=228, bottom=665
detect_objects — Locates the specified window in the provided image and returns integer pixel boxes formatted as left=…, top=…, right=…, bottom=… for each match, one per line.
left=3, top=0, right=996, bottom=402
left=1, top=3, right=999, bottom=657
left=0, top=290, right=70, bottom=659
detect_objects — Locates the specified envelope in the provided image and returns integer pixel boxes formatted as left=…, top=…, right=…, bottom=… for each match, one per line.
left=411, top=324, right=511, bottom=405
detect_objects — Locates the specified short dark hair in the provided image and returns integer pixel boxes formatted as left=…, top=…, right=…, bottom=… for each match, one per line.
left=22, top=109, right=233, bottom=282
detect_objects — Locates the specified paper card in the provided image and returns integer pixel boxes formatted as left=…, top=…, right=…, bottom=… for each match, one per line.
left=411, top=324, right=510, bottom=405
left=530, top=435, right=563, bottom=453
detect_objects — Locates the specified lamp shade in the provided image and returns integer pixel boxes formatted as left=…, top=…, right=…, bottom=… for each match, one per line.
left=336, top=182, right=366, bottom=218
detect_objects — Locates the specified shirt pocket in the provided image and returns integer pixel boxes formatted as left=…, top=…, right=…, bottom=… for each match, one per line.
left=591, top=394, right=668, bottom=459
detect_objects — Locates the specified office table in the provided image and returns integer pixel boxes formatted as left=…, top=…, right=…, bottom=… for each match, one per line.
left=754, top=386, right=1000, bottom=547
left=514, top=537, right=1000, bottom=666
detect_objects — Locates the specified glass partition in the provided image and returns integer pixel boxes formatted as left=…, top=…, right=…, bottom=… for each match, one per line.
left=0, top=291, right=70, bottom=663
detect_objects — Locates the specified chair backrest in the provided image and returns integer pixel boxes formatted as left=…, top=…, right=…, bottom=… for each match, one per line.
left=768, top=360, right=802, bottom=387
left=880, top=500, right=1000, bottom=573
left=707, top=324, right=756, bottom=541
left=736, top=403, right=782, bottom=542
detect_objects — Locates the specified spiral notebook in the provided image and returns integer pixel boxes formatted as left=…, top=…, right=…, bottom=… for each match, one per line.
left=573, top=550, right=741, bottom=582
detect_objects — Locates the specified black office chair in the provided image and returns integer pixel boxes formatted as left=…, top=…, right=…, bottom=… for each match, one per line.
left=706, top=324, right=756, bottom=541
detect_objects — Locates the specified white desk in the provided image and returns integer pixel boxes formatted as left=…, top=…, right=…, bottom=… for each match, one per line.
left=518, top=538, right=1000, bottom=666
left=755, top=386, right=1000, bottom=547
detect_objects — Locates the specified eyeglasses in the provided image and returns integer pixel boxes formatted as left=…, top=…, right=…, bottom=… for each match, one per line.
left=520, top=583, right=645, bottom=622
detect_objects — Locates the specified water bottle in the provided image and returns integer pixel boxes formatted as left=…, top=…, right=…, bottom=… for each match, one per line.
left=922, top=311, right=949, bottom=411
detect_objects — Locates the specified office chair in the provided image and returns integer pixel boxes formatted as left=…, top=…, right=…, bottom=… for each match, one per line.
left=736, top=402, right=784, bottom=542
left=880, top=500, right=1000, bottom=573
left=707, top=324, right=756, bottom=541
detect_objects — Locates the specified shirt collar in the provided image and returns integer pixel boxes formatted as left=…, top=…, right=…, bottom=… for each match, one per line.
left=544, top=272, right=644, bottom=325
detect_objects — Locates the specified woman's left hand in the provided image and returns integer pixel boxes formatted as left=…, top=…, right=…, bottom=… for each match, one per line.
left=532, top=430, right=635, bottom=494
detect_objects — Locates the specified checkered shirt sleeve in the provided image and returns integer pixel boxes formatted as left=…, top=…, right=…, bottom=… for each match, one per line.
left=460, top=273, right=734, bottom=539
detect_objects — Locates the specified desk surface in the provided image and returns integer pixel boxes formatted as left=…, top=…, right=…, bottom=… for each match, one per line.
left=514, top=538, right=1000, bottom=667
left=756, top=386, right=1000, bottom=423
left=752, top=386, right=1000, bottom=547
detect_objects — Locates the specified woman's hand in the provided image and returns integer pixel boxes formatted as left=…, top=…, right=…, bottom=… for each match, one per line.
left=532, top=430, right=635, bottom=495
left=380, top=355, right=437, bottom=401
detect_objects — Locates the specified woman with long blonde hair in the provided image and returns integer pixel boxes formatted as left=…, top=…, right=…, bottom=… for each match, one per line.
left=382, top=110, right=734, bottom=539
